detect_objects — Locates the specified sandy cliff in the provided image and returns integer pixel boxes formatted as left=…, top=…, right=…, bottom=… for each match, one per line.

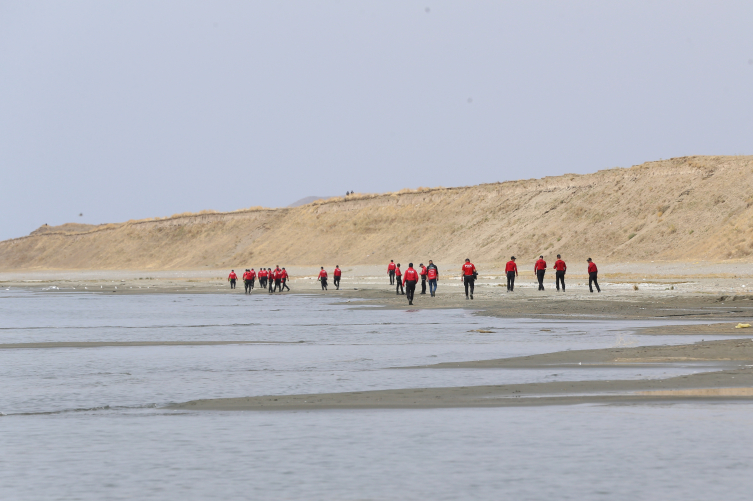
left=2, top=155, right=753, bottom=270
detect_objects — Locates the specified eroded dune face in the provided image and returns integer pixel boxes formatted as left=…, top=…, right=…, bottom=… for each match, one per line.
left=2, top=155, right=753, bottom=270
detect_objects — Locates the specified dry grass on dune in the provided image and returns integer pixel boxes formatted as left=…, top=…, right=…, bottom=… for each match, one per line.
left=2, top=155, right=753, bottom=270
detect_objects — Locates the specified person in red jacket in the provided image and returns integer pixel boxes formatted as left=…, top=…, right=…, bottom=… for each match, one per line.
left=427, top=260, right=439, bottom=296
left=318, top=267, right=328, bottom=290
left=333, top=265, right=342, bottom=290
left=258, top=268, right=267, bottom=289
left=228, top=270, right=237, bottom=289
left=281, top=267, right=290, bottom=291
left=461, top=258, right=476, bottom=300
left=272, top=266, right=282, bottom=293
left=242, top=269, right=251, bottom=294
left=268, top=268, right=276, bottom=293
left=587, top=258, right=600, bottom=293
left=403, top=263, right=419, bottom=305
left=248, top=268, right=256, bottom=290
left=553, top=254, right=567, bottom=292
left=395, top=264, right=404, bottom=295
left=534, top=255, right=547, bottom=291
left=387, top=260, right=396, bottom=285
left=505, top=257, right=518, bottom=292
left=419, top=263, right=428, bottom=295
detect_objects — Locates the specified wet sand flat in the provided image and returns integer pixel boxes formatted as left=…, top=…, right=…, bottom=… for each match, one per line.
left=0, top=340, right=304, bottom=350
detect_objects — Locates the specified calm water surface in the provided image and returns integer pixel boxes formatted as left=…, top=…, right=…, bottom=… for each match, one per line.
left=1, top=290, right=751, bottom=500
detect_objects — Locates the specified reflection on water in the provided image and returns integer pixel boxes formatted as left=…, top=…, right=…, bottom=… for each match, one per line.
left=1, top=290, right=751, bottom=500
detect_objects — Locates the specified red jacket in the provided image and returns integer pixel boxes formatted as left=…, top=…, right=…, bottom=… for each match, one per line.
left=258, top=270, right=267, bottom=278
left=505, top=261, right=518, bottom=273
left=553, top=259, right=566, bottom=271
left=588, top=262, right=598, bottom=273
left=228, top=272, right=237, bottom=280
left=395, top=267, right=402, bottom=277
left=427, top=268, right=438, bottom=280
left=273, top=268, right=282, bottom=279
left=281, top=270, right=288, bottom=279
left=534, top=259, right=547, bottom=271
left=242, top=271, right=249, bottom=280
left=319, top=270, right=328, bottom=279
left=249, top=270, right=256, bottom=279
left=403, top=267, right=419, bottom=284
left=420, top=265, right=427, bottom=277
left=334, top=268, right=341, bottom=277
left=462, top=263, right=476, bottom=276
left=387, top=263, right=396, bottom=271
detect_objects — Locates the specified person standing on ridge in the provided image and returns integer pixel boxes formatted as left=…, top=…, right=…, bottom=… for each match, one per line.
left=228, top=270, right=237, bottom=289
left=248, top=268, right=256, bottom=289
left=534, top=255, right=547, bottom=291
left=388, top=260, right=396, bottom=285
left=427, top=260, right=439, bottom=296
left=419, top=263, right=428, bottom=294
left=587, top=258, right=601, bottom=293
left=281, top=267, right=290, bottom=291
left=395, top=264, right=404, bottom=295
left=505, top=257, right=518, bottom=292
left=318, top=267, right=328, bottom=290
left=461, top=258, right=476, bottom=300
left=333, top=265, right=342, bottom=290
left=403, top=263, right=419, bottom=305
left=553, top=255, right=567, bottom=292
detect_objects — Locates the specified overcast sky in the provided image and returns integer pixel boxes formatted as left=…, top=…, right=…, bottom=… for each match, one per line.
left=1, top=1, right=752, bottom=240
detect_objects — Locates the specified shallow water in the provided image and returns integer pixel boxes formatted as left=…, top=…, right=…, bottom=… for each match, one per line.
left=2, top=290, right=751, bottom=499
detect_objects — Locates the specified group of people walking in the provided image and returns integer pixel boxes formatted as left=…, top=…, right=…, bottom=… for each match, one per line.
left=227, top=256, right=601, bottom=304
left=227, top=266, right=291, bottom=294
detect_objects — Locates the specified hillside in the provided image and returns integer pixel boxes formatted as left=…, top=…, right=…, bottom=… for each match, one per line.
left=2, top=155, right=753, bottom=271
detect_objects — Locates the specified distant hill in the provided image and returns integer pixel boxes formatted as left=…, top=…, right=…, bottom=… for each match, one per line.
left=288, top=196, right=336, bottom=207
left=2, top=155, right=753, bottom=270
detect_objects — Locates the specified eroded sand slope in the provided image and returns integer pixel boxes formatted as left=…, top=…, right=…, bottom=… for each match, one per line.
left=2, top=155, right=753, bottom=270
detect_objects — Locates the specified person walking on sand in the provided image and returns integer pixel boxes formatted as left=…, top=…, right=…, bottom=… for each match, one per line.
left=403, top=263, right=419, bottom=305
left=388, top=260, right=396, bottom=285
left=553, top=255, right=567, bottom=292
left=333, top=265, right=342, bottom=290
left=281, top=267, right=290, bottom=291
left=395, top=264, right=404, bottom=295
left=427, top=260, right=439, bottom=296
left=587, top=258, right=601, bottom=293
left=419, top=263, right=428, bottom=294
left=505, top=257, right=518, bottom=292
left=228, top=270, right=237, bottom=289
left=268, top=268, right=275, bottom=293
left=318, top=267, right=329, bottom=290
left=258, top=268, right=266, bottom=289
left=273, top=265, right=283, bottom=293
left=243, top=269, right=252, bottom=294
left=248, top=268, right=256, bottom=289
left=534, top=255, right=547, bottom=291
left=461, top=258, right=476, bottom=300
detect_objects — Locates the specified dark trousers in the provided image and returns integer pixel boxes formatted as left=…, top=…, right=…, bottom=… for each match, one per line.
left=282, top=279, right=289, bottom=291
left=259, top=277, right=266, bottom=288
left=396, top=279, right=404, bottom=294
left=589, top=272, right=600, bottom=292
left=274, top=278, right=281, bottom=292
left=389, top=270, right=395, bottom=285
left=334, top=276, right=340, bottom=289
left=429, top=278, right=437, bottom=295
left=321, top=278, right=328, bottom=290
left=421, top=277, right=427, bottom=294
left=464, top=276, right=475, bottom=296
left=536, top=270, right=545, bottom=290
left=230, top=279, right=236, bottom=289
left=506, top=272, right=515, bottom=291
left=405, top=280, right=416, bottom=302
left=249, top=278, right=255, bottom=289
left=269, top=278, right=274, bottom=292
left=556, top=270, right=565, bottom=291
left=244, top=280, right=251, bottom=293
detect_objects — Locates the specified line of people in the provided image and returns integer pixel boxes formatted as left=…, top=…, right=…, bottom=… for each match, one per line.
left=228, top=266, right=291, bottom=294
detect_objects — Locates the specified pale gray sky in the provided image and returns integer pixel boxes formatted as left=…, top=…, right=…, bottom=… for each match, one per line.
left=1, top=1, right=752, bottom=240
